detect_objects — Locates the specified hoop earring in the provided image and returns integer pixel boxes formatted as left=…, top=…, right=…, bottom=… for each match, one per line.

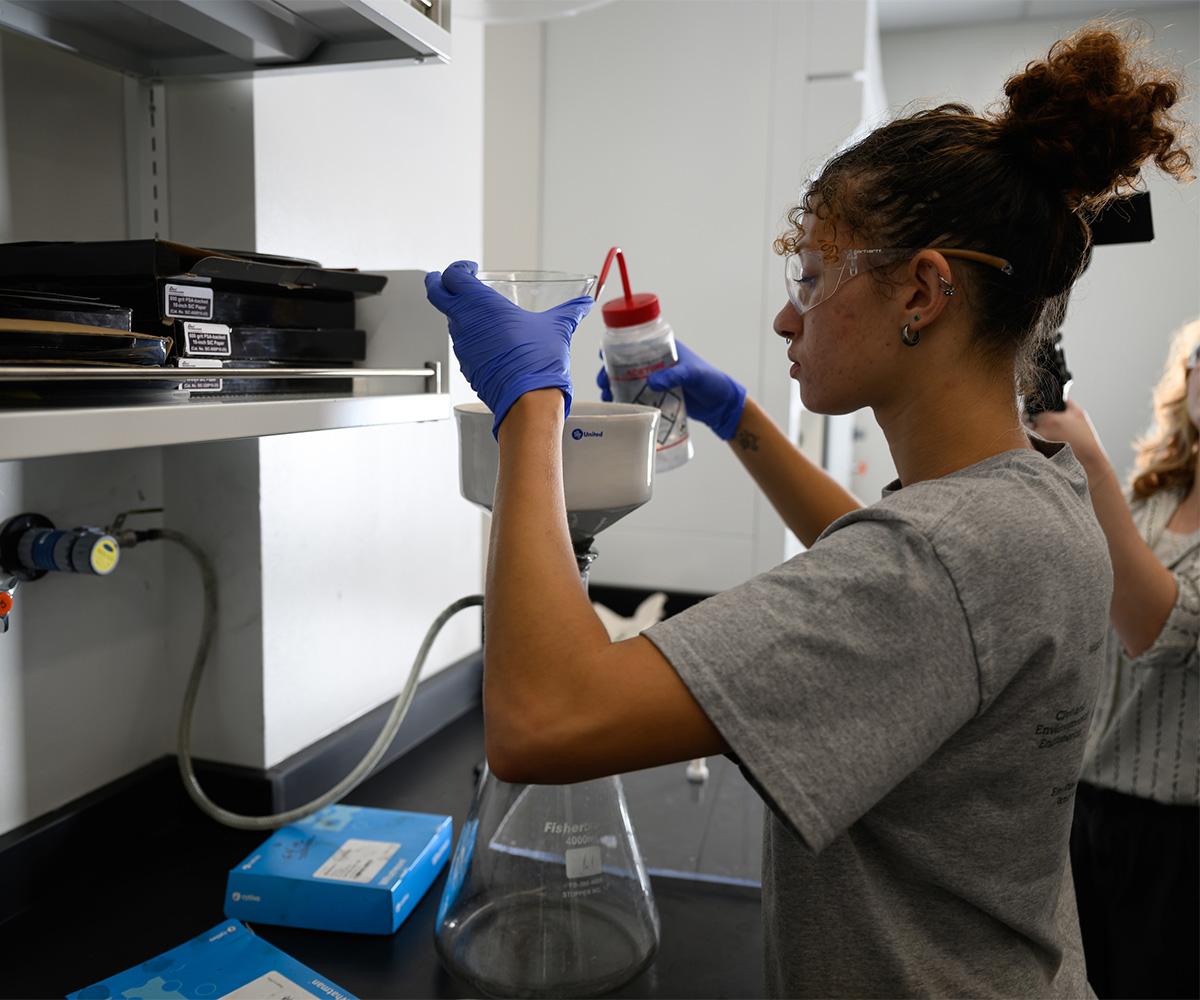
left=901, top=323, right=920, bottom=347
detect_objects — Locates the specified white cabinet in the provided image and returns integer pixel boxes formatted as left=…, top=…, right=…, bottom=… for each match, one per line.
left=0, top=4, right=458, bottom=462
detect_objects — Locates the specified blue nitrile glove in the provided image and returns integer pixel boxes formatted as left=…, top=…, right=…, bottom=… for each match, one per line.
left=425, top=260, right=593, bottom=437
left=597, top=339, right=747, bottom=440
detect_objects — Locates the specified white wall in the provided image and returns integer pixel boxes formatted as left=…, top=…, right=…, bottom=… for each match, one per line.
left=858, top=5, right=1200, bottom=496
left=0, top=34, right=175, bottom=834
left=0, top=33, right=126, bottom=241
left=0, top=451, right=170, bottom=834
left=252, top=21, right=485, bottom=271
left=484, top=22, right=544, bottom=270
left=250, top=21, right=487, bottom=767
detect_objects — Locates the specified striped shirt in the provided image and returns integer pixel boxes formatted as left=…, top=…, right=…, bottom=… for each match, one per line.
left=1081, top=486, right=1200, bottom=805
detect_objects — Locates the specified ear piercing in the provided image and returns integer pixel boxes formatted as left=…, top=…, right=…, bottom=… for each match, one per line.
left=939, top=276, right=956, bottom=297
left=900, top=314, right=923, bottom=347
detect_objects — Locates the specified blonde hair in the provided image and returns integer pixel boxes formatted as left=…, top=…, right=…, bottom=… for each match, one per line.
left=1131, top=318, right=1200, bottom=499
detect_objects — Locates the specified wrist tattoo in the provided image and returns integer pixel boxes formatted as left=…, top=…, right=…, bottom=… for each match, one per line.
left=737, top=430, right=760, bottom=452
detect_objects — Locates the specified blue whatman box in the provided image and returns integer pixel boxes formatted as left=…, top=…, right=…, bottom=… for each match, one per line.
left=225, top=804, right=453, bottom=935
left=67, top=919, right=356, bottom=1000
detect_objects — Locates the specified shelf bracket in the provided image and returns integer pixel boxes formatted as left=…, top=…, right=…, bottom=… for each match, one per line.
left=425, top=360, right=443, bottom=394
left=123, top=77, right=170, bottom=239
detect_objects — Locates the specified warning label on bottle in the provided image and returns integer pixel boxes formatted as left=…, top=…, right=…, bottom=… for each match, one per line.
left=608, top=358, right=670, bottom=382
left=164, top=282, right=214, bottom=320
left=183, top=321, right=232, bottom=357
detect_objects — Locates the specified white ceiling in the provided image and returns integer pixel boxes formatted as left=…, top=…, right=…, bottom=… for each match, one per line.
left=878, top=0, right=1199, bottom=33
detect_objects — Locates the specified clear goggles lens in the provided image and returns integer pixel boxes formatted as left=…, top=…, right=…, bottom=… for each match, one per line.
left=784, top=249, right=897, bottom=316
left=785, top=251, right=835, bottom=314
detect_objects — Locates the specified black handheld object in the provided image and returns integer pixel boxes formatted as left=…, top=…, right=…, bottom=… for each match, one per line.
left=1087, top=191, right=1154, bottom=246
left=1025, top=333, right=1073, bottom=416
left=1025, top=192, right=1153, bottom=418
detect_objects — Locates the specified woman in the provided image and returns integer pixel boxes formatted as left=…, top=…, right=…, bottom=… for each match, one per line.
left=1030, top=320, right=1199, bottom=999
left=426, top=26, right=1191, bottom=997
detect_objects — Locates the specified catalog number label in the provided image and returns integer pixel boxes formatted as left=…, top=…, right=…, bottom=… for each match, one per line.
left=312, top=838, right=402, bottom=884
left=184, top=321, right=232, bottom=356
left=164, top=282, right=214, bottom=320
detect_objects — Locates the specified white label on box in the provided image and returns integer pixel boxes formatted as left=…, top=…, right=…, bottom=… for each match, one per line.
left=184, top=321, right=232, bottom=356
left=218, top=970, right=321, bottom=1000
left=164, top=282, right=213, bottom=320
left=312, top=838, right=401, bottom=884
left=565, top=845, right=602, bottom=880
left=180, top=377, right=223, bottom=393
left=177, top=357, right=223, bottom=393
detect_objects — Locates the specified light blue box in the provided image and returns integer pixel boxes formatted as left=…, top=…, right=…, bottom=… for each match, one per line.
left=67, top=919, right=356, bottom=1000
left=225, top=804, right=453, bottom=935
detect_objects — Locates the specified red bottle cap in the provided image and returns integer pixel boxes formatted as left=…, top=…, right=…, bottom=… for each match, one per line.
left=602, top=292, right=660, bottom=328
left=596, top=247, right=662, bottom=328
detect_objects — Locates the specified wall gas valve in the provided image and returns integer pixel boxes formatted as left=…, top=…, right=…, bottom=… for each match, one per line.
left=0, top=513, right=121, bottom=582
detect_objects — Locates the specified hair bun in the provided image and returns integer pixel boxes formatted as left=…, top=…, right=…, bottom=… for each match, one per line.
left=996, top=25, right=1192, bottom=211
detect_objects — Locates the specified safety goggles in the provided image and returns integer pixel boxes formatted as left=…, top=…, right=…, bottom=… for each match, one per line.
left=784, top=246, right=1013, bottom=316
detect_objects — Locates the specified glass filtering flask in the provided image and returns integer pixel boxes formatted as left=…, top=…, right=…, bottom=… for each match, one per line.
left=435, top=770, right=661, bottom=998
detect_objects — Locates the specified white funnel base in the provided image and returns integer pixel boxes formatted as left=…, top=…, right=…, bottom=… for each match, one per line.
left=455, top=401, right=660, bottom=542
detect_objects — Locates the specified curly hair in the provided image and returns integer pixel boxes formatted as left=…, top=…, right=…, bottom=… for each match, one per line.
left=1131, top=318, right=1200, bottom=500
left=773, top=22, right=1192, bottom=391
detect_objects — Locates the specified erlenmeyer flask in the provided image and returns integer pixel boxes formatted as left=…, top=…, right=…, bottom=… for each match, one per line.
left=435, top=768, right=660, bottom=998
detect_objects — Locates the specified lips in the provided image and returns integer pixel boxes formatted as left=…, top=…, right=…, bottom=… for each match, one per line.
left=789, top=362, right=801, bottom=378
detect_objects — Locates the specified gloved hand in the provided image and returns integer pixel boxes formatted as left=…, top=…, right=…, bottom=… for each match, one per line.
left=597, top=339, right=746, bottom=440
left=425, top=260, right=593, bottom=437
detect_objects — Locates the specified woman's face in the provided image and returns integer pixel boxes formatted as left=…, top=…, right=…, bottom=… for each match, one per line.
left=772, top=214, right=906, bottom=415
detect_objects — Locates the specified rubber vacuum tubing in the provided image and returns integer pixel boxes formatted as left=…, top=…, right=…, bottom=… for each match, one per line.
left=146, top=527, right=484, bottom=830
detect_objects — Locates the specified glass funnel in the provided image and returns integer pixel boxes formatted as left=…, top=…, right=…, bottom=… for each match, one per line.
left=477, top=270, right=596, bottom=311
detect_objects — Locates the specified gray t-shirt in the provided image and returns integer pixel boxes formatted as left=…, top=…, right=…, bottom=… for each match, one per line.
left=645, top=440, right=1112, bottom=998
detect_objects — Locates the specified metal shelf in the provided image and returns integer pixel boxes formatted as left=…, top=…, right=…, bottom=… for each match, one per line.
left=0, top=389, right=452, bottom=461
left=0, top=366, right=438, bottom=382
left=0, top=0, right=451, bottom=78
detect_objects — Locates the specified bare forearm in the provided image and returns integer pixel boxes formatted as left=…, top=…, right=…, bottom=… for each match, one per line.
left=486, top=391, right=610, bottom=746
left=1084, top=463, right=1178, bottom=657
left=729, top=397, right=862, bottom=547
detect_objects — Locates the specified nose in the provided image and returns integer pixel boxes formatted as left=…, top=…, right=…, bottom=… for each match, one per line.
left=773, top=301, right=800, bottom=341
